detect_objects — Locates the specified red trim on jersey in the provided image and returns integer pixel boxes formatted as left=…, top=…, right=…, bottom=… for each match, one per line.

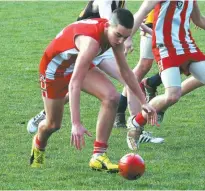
left=158, top=51, right=205, bottom=75
left=39, top=18, right=108, bottom=79
left=179, top=1, right=189, bottom=52
left=188, top=28, right=200, bottom=52
left=55, top=55, right=78, bottom=77
left=163, top=2, right=176, bottom=55
left=152, top=3, right=161, bottom=62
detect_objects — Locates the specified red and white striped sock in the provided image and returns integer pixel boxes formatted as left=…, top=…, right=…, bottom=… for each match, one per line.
left=93, top=141, right=108, bottom=156
left=133, top=112, right=147, bottom=127
left=34, top=135, right=47, bottom=151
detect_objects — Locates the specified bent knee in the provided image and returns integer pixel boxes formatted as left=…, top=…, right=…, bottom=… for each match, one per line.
left=165, top=92, right=181, bottom=105
left=103, top=90, right=120, bottom=107
left=46, top=121, right=61, bottom=132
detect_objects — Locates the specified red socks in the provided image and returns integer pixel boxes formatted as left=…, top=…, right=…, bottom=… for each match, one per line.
left=134, top=112, right=147, bottom=126
left=35, top=135, right=47, bottom=151
left=93, top=141, right=108, bottom=154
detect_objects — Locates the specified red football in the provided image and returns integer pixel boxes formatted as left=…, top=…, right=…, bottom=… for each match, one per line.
left=119, top=153, right=145, bottom=180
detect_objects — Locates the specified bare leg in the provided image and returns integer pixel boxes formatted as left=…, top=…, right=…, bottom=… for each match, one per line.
left=97, top=58, right=125, bottom=84
left=38, top=98, right=64, bottom=146
left=181, top=77, right=204, bottom=96
left=122, top=58, right=153, bottom=97
left=82, top=67, right=120, bottom=143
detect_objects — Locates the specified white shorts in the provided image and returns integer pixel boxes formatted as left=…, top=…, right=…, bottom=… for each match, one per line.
left=161, top=67, right=181, bottom=88
left=140, top=35, right=154, bottom=59
left=189, top=61, right=205, bottom=84
left=93, top=48, right=114, bottom=66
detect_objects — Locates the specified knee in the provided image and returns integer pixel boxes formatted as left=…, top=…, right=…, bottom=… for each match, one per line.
left=103, top=90, right=120, bottom=108
left=46, top=120, right=61, bottom=133
left=165, top=91, right=181, bottom=105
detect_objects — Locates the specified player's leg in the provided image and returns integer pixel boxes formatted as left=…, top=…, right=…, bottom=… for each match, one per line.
left=97, top=57, right=124, bottom=84
left=30, top=77, right=65, bottom=168
left=136, top=36, right=162, bottom=102
left=116, top=35, right=154, bottom=127
left=81, top=67, right=119, bottom=172
left=95, top=51, right=128, bottom=128
left=27, top=93, right=69, bottom=134
left=127, top=67, right=182, bottom=150
left=189, top=60, right=205, bottom=85
left=141, top=73, right=162, bottom=102
left=27, top=52, right=121, bottom=134
left=124, top=57, right=153, bottom=115
left=181, top=76, right=204, bottom=96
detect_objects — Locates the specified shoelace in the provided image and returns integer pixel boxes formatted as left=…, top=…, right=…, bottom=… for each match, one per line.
left=33, top=113, right=45, bottom=125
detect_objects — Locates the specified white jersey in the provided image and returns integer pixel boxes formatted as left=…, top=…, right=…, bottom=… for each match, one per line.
left=77, top=0, right=126, bottom=21
left=93, top=0, right=126, bottom=19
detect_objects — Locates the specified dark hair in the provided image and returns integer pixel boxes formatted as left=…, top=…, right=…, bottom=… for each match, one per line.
left=110, top=8, right=134, bottom=29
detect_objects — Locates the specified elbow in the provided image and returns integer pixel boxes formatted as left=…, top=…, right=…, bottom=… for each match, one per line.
left=120, top=70, right=132, bottom=83
left=69, top=79, right=82, bottom=93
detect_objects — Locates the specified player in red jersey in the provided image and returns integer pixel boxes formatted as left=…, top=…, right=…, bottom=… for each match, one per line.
left=124, top=0, right=205, bottom=150
left=27, top=0, right=163, bottom=145
left=30, top=9, right=157, bottom=170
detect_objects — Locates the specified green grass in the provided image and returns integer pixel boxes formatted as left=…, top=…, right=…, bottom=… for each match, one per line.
left=0, top=1, right=205, bottom=190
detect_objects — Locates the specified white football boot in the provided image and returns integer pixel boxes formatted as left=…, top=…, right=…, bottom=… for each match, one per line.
left=27, top=110, right=46, bottom=134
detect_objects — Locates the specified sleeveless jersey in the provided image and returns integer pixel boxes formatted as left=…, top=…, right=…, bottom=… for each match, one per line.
left=152, top=0, right=200, bottom=61
left=39, top=18, right=108, bottom=80
left=77, top=0, right=125, bottom=20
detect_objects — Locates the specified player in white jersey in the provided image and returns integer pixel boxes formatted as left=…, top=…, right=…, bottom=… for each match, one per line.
left=27, top=0, right=164, bottom=145
left=124, top=0, right=205, bottom=150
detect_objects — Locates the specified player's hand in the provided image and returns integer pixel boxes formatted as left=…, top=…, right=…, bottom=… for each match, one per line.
left=70, top=123, right=92, bottom=150
left=141, top=103, right=158, bottom=126
left=124, top=37, right=134, bottom=56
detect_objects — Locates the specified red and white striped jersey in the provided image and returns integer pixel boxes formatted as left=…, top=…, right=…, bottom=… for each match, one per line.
left=152, top=0, right=200, bottom=62
left=39, top=18, right=108, bottom=80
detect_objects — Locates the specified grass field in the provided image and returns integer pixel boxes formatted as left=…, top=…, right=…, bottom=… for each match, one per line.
left=1, top=1, right=205, bottom=190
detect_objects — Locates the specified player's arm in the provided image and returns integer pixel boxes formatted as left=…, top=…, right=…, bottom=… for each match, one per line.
left=130, top=0, right=160, bottom=38
left=113, top=44, right=158, bottom=125
left=140, top=23, right=153, bottom=35
left=112, top=44, right=146, bottom=105
left=113, top=44, right=157, bottom=125
left=124, top=0, right=160, bottom=54
left=69, top=35, right=99, bottom=149
left=191, top=1, right=205, bottom=30
left=97, top=0, right=112, bottom=19
left=70, top=35, right=99, bottom=125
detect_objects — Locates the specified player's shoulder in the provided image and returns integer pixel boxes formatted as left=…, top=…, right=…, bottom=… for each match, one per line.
left=73, top=18, right=108, bottom=29
left=72, top=18, right=107, bottom=42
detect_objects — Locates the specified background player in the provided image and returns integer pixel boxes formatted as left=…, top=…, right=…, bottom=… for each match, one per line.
left=124, top=0, right=205, bottom=150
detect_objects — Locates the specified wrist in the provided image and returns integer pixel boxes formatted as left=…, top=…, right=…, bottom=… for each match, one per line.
left=140, top=98, right=147, bottom=105
left=72, top=120, right=81, bottom=127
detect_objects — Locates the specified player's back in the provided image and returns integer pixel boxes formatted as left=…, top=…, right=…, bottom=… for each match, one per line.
left=40, top=18, right=108, bottom=79
left=153, top=0, right=197, bottom=57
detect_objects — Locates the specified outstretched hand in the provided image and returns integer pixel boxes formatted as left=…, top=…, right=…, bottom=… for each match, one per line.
left=142, top=103, right=158, bottom=126
left=70, top=124, right=92, bottom=150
